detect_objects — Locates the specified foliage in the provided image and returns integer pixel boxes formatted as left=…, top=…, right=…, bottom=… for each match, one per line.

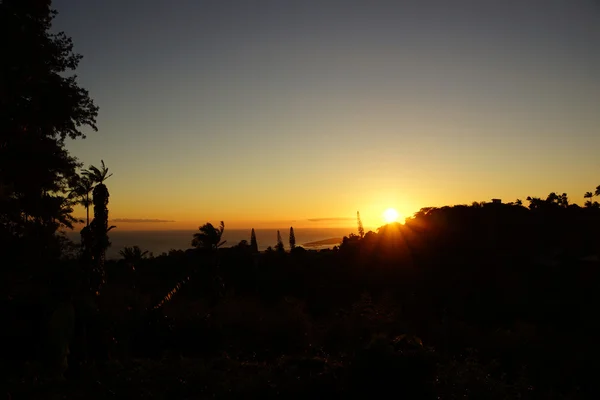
left=192, top=221, right=226, bottom=250
left=119, top=246, right=149, bottom=266
left=289, top=226, right=296, bottom=249
left=83, top=161, right=115, bottom=295
left=275, top=230, right=284, bottom=252
left=6, top=184, right=600, bottom=398
left=250, top=228, right=258, bottom=253
left=0, top=0, right=98, bottom=269
left=357, top=211, right=364, bottom=238
left=82, top=160, right=113, bottom=185
left=71, top=175, right=94, bottom=226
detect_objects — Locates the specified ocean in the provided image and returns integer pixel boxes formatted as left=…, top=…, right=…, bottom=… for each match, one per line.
left=65, top=228, right=355, bottom=259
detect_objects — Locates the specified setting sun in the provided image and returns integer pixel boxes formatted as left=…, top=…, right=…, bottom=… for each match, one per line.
left=383, top=208, right=400, bottom=223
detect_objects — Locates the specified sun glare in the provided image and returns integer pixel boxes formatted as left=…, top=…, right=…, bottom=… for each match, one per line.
left=383, top=208, right=399, bottom=223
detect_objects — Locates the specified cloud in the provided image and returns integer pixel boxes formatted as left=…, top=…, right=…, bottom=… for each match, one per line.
left=307, top=217, right=355, bottom=222
left=111, top=218, right=176, bottom=223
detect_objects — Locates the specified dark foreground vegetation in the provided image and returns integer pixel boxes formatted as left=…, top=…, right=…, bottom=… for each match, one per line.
left=2, top=0, right=600, bottom=398
left=4, top=196, right=600, bottom=399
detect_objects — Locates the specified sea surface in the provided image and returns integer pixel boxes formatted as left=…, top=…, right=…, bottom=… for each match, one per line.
left=65, top=228, right=354, bottom=259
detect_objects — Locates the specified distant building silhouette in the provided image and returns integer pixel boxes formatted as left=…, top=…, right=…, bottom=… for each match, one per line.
left=492, top=199, right=502, bottom=204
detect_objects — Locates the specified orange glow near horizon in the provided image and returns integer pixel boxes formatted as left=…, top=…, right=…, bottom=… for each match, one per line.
left=70, top=179, right=599, bottom=233
left=71, top=201, right=414, bottom=232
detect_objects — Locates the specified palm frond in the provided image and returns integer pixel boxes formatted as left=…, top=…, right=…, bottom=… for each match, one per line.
left=82, top=160, right=113, bottom=184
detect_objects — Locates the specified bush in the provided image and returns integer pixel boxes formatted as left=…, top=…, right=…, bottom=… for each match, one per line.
left=213, top=297, right=314, bottom=358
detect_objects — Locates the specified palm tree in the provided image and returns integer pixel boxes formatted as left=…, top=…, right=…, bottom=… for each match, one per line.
left=82, top=160, right=114, bottom=234
left=82, top=160, right=113, bottom=185
left=192, top=221, right=226, bottom=250
left=190, top=221, right=227, bottom=306
left=72, top=176, right=94, bottom=226
left=595, top=185, right=600, bottom=198
left=155, top=221, right=227, bottom=309
left=83, top=161, right=114, bottom=235
left=119, top=246, right=148, bottom=290
left=584, top=192, right=593, bottom=208
left=119, top=245, right=149, bottom=267
left=83, top=160, right=115, bottom=295
left=559, top=193, right=569, bottom=208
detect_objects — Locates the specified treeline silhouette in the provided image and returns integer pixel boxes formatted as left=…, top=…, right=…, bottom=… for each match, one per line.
left=3, top=0, right=600, bottom=398
left=4, top=193, right=600, bottom=398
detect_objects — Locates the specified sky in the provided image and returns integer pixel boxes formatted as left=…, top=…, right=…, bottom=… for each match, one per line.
left=52, top=0, right=600, bottom=230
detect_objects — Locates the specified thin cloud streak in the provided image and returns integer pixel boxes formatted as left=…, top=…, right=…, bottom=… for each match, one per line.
left=307, top=217, right=354, bottom=222
left=111, top=218, right=176, bottom=223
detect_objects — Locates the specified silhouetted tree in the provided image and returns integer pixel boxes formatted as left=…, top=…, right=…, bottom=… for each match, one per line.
left=192, top=221, right=226, bottom=250
left=526, top=196, right=546, bottom=210
left=340, top=233, right=361, bottom=251
left=543, top=192, right=569, bottom=208
left=119, top=245, right=149, bottom=267
left=119, top=245, right=147, bottom=290
left=71, top=175, right=94, bottom=227
left=83, top=160, right=113, bottom=186
left=0, top=0, right=98, bottom=267
left=84, top=161, right=115, bottom=295
left=275, top=230, right=285, bottom=252
left=559, top=193, right=569, bottom=208
left=585, top=192, right=593, bottom=208
left=250, top=228, right=258, bottom=253
left=546, top=192, right=560, bottom=207
left=357, top=211, right=365, bottom=238
left=595, top=185, right=600, bottom=197
left=289, top=227, right=296, bottom=250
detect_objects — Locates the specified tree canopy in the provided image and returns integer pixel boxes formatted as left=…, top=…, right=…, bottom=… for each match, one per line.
left=0, top=0, right=98, bottom=267
left=192, top=221, right=226, bottom=250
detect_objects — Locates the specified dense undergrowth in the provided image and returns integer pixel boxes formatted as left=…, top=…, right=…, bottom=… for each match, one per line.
left=3, top=201, right=600, bottom=398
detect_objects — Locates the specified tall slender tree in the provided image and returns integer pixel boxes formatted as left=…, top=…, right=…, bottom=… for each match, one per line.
left=357, top=211, right=365, bottom=238
left=275, top=230, right=285, bottom=252
left=83, top=160, right=115, bottom=295
left=250, top=228, right=258, bottom=253
left=289, top=227, right=296, bottom=250
left=71, top=175, right=94, bottom=227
